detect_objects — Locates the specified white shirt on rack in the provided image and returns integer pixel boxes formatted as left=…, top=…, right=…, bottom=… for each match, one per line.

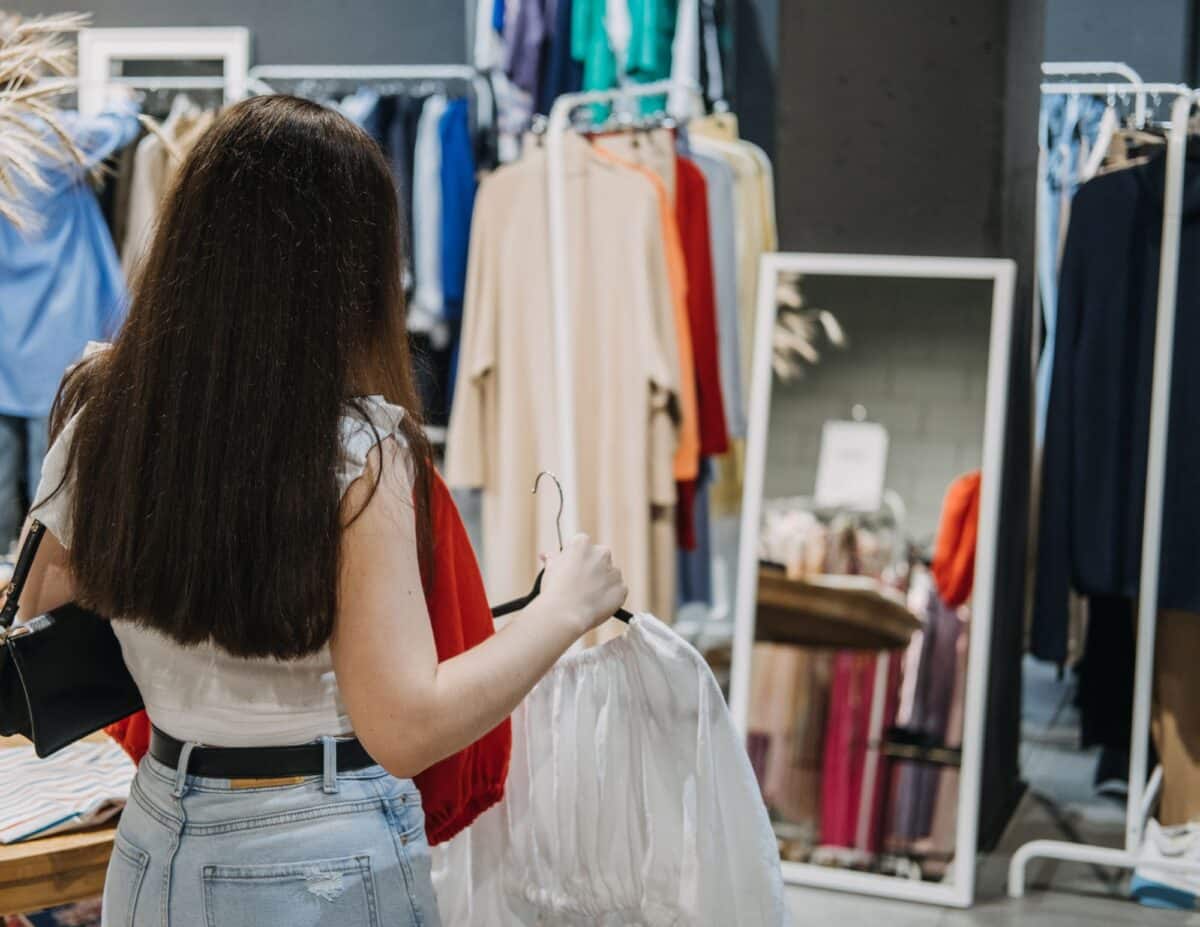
left=668, top=0, right=702, bottom=119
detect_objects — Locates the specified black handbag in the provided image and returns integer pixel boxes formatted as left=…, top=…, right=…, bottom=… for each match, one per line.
left=0, top=520, right=143, bottom=757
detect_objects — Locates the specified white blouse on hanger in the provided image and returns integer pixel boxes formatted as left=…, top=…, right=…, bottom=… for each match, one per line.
left=432, top=613, right=788, bottom=926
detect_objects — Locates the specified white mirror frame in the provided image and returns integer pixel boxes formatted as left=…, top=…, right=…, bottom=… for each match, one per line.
left=77, top=27, right=250, bottom=116
left=729, top=253, right=1016, bottom=908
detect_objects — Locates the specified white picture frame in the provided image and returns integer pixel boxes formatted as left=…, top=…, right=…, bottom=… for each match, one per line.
left=77, top=27, right=250, bottom=116
left=729, top=253, right=1016, bottom=908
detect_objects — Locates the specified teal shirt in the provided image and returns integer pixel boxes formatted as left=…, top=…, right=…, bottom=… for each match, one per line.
left=572, top=0, right=617, bottom=93
left=627, top=0, right=676, bottom=113
left=569, top=0, right=678, bottom=115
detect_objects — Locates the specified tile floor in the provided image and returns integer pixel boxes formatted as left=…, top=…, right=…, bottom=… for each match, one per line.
left=783, top=658, right=1195, bottom=925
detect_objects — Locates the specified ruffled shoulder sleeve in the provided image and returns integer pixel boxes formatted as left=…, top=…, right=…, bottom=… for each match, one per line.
left=337, top=395, right=411, bottom=498
left=30, top=408, right=84, bottom=548
left=28, top=341, right=111, bottom=547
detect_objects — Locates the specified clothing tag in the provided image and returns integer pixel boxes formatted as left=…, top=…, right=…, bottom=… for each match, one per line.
left=813, top=420, right=889, bottom=512
left=229, top=776, right=306, bottom=790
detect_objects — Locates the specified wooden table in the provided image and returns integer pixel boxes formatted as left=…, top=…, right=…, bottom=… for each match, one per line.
left=0, top=735, right=116, bottom=916
left=755, top=566, right=922, bottom=650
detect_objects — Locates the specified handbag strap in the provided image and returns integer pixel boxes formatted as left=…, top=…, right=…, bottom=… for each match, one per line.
left=0, top=521, right=46, bottom=630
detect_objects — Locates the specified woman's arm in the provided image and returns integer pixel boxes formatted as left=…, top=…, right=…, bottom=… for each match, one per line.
left=39, top=92, right=142, bottom=200
left=331, top=439, right=626, bottom=778
left=12, top=520, right=75, bottom=622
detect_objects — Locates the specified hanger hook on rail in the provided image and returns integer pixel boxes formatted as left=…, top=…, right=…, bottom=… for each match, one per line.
left=532, top=471, right=565, bottom=552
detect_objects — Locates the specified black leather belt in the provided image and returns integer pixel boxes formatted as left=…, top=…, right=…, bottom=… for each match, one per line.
left=149, top=726, right=377, bottom=779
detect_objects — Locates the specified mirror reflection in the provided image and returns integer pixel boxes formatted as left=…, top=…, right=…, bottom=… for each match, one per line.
left=746, top=272, right=994, bottom=882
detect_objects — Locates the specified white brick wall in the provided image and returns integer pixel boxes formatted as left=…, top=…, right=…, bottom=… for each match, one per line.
left=763, top=275, right=992, bottom=543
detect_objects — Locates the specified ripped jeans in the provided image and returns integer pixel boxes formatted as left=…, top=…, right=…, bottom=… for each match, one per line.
left=102, top=748, right=441, bottom=927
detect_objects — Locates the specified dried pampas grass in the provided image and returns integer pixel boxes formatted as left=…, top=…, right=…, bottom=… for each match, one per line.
left=772, top=272, right=846, bottom=382
left=0, top=12, right=90, bottom=230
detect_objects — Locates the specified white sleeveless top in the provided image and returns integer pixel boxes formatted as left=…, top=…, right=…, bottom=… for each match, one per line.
left=30, top=395, right=410, bottom=747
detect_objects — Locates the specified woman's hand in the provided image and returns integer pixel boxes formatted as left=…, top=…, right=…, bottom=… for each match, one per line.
left=335, top=444, right=631, bottom=779
left=539, top=534, right=628, bottom=635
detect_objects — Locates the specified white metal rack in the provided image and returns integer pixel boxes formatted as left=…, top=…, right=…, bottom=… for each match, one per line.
left=542, top=79, right=704, bottom=539
left=75, top=27, right=250, bottom=115
left=48, top=76, right=234, bottom=92
left=247, top=64, right=494, bottom=131
left=69, top=33, right=496, bottom=128
left=1038, top=61, right=1189, bottom=128
left=1010, top=73, right=1200, bottom=899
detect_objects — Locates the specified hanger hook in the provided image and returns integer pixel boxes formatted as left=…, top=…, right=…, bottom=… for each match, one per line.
left=532, top=471, right=565, bottom=552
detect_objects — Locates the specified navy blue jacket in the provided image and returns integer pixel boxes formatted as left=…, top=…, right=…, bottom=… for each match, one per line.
left=1033, top=152, right=1200, bottom=663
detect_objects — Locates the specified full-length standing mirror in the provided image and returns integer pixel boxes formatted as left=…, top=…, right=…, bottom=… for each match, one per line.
left=729, top=254, right=1015, bottom=908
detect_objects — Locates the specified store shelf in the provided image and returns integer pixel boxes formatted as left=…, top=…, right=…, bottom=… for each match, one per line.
left=755, top=566, right=921, bottom=651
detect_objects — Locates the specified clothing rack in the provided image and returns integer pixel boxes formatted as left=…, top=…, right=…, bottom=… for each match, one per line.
left=1038, top=61, right=1186, bottom=128
left=50, top=76, right=233, bottom=92
left=246, top=65, right=494, bottom=133
left=1009, top=73, right=1199, bottom=899
left=1030, top=63, right=1163, bottom=413
left=543, top=79, right=705, bottom=541
left=75, top=28, right=250, bottom=116
left=1038, top=60, right=1192, bottom=127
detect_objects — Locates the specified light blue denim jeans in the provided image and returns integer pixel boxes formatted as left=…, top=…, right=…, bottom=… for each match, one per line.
left=102, top=742, right=441, bottom=927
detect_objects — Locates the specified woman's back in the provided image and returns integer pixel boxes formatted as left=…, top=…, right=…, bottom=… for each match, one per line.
left=33, top=392, right=410, bottom=746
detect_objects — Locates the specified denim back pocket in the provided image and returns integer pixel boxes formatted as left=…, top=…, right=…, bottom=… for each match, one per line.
left=389, top=794, right=441, bottom=925
left=102, top=835, right=151, bottom=927
left=202, top=855, right=380, bottom=927
left=391, top=788, right=427, bottom=844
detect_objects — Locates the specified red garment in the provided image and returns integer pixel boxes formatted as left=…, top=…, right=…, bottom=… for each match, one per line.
left=675, top=155, right=728, bottom=550
left=675, top=156, right=729, bottom=457
left=105, top=471, right=510, bottom=846
left=676, top=479, right=699, bottom=551
left=415, top=472, right=511, bottom=842
left=819, top=651, right=901, bottom=852
left=931, top=471, right=982, bottom=608
left=105, top=711, right=152, bottom=764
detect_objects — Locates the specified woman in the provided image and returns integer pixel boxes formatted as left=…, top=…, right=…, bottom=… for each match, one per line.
left=16, top=95, right=627, bottom=926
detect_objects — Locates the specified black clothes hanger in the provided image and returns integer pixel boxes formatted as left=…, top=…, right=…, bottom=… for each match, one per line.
left=490, top=472, right=632, bottom=622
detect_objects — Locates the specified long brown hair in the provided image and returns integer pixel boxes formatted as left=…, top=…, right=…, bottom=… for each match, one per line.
left=42, top=94, right=434, bottom=659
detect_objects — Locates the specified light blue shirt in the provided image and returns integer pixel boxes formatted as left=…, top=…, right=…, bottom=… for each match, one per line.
left=0, top=101, right=141, bottom=418
left=686, top=148, right=746, bottom=439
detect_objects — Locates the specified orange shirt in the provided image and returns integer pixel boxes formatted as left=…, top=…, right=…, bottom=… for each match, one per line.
left=932, top=470, right=982, bottom=607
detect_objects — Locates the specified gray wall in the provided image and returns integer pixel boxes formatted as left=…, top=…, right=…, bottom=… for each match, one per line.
left=1044, top=0, right=1194, bottom=82
left=774, top=2, right=1009, bottom=256
left=764, top=276, right=992, bottom=543
left=733, top=0, right=779, bottom=160
left=6, top=0, right=467, bottom=65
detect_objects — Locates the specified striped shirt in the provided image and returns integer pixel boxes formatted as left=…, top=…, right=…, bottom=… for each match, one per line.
left=0, top=740, right=134, bottom=843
